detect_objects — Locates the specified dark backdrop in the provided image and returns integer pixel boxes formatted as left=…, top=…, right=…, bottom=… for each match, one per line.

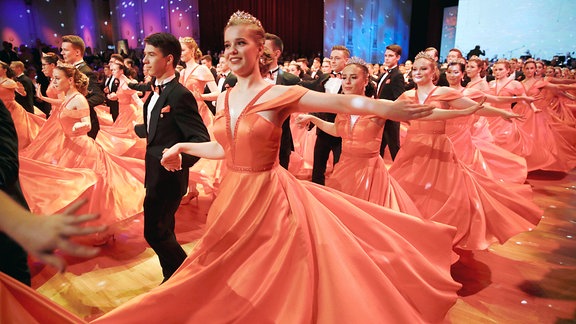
left=198, top=0, right=324, bottom=59
left=408, top=0, right=458, bottom=60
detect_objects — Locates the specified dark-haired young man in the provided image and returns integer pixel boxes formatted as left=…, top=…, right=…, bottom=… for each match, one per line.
left=139, top=32, right=210, bottom=282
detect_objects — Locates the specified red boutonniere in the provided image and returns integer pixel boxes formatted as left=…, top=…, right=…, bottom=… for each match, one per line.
left=385, top=79, right=391, bottom=84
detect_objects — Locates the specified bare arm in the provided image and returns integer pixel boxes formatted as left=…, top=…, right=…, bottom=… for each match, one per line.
left=0, top=194, right=106, bottom=272
left=408, top=95, right=485, bottom=121
left=294, top=114, right=338, bottom=136
left=559, top=91, right=576, bottom=101
left=161, top=141, right=225, bottom=171
left=200, top=80, right=221, bottom=101
left=546, top=77, right=576, bottom=85
left=131, top=92, right=144, bottom=109
left=292, top=90, right=434, bottom=121
left=35, top=85, right=63, bottom=106
left=70, top=96, right=92, bottom=133
left=484, top=93, right=534, bottom=104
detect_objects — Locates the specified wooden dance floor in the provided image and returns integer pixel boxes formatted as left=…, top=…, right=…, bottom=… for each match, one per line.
left=30, top=168, right=576, bottom=323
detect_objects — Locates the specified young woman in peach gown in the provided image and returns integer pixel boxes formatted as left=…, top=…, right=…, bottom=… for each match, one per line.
left=514, top=60, right=576, bottom=171
left=486, top=60, right=535, bottom=158
left=464, top=57, right=494, bottom=143
left=22, top=53, right=66, bottom=160
left=96, top=62, right=146, bottom=159
left=448, top=61, right=530, bottom=184
left=295, top=60, right=420, bottom=215
left=389, top=53, right=542, bottom=251
left=0, top=60, right=44, bottom=149
left=19, top=64, right=145, bottom=230
left=94, top=13, right=462, bottom=323
left=538, top=62, right=576, bottom=126
left=178, top=36, right=224, bottom=200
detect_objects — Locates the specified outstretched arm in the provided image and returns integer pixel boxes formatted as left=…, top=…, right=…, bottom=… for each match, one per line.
left=484, top=93, right=534, bottom=104
left=199, top=80, right=221, bottom=101
left=294, top=114, right=338, bottom=136
left=35, top=84, right=63, bottom=106
left=161, top=141, right=225, bottom=171
left=417, top=97, right=485, bottom=120
left=294, top=90, right=434, bottom=121
left=0, top=194, right=106, bottom=272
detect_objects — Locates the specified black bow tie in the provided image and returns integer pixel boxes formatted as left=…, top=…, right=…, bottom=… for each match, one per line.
left=268, top=68, right=279, bottom=78
left=153, top=83, right=167, bottom=95
left=331, top=71, right=342, bottom=78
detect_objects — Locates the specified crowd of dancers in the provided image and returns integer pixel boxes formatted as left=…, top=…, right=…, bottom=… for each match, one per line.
left=1, top=10, right=576, bottom=323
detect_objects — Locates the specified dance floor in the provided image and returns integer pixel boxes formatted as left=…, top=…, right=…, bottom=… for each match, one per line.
left=29, top=168, right=576, bottom=323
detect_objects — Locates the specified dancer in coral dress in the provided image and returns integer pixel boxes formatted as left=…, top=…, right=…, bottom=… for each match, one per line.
left=515, top=60, right=576, bottom=171
left=19, top=64, right=145, bottom=230
left=0, top=61, right=44, bottom=149
left=389, top=53, right=542, bottom=251
left=487, top=60, right=534, bottom=158
left=95, top=13, right=460, bottom=323
left=22, top=53, right=66, bottom=160
left=96, top=62, right=146, bottom=159
left=296, top=59, right=420, bottom=215
left=179, top=36, right=224, bottom=200
left=447, top=61, right=530, bottom=184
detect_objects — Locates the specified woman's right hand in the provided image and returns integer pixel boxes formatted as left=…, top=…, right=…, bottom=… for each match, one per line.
left=294, top=114, right=313, bottom=128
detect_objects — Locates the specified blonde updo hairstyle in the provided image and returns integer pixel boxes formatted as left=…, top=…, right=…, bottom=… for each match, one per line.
left=259, top=46, right=274, bottom=76
left=225, top=11, right=268, bottom=74
left=179, top=37, right=203, bottom=61
left=494, top=59, right=510, bottom=72
left=467, top=56, right=486, bottom=78
left=55, top=63, right=89, bottom=95
left=414, top=51, right=440, bottom=84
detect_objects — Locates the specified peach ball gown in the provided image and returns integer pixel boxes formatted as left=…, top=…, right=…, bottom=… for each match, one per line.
left=180, top=66, right=225, bottom=195
left=93, top=86, right=460, bottom=323
left=96, top=83, right=146, bottom=159
left=21, top=79, right=65, bottom=160
left=19, top=93, right=145, bottom=226
left=514, top=80, right=576, bottom=172
left=389, top=88, right=542, bottom=250
left=0, top=79, right=45, bottom=149
left=453, top=88, right=528, bottom=184
left=325, top=114, right=420, bottom=215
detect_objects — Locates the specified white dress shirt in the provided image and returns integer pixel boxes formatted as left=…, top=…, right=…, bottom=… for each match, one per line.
left=147, top=74, right=176, bottom=132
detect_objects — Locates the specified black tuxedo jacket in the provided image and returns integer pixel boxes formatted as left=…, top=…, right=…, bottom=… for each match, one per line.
left=0, top=99, right=30, bottom=285
left=142, top=78, right=210, bottom=198
left=103, top=76, right=120, bottom=93
left=76, top=62, right=105, bottom=109
left=103, top=76, right=120, bottom=106
left=512, top=70, right=525, bottom=81
left=129, top=77, right=155, bottom=93
left=276, top=69, right=300, bottom=86
left=220, top=73, right=238, bottom=92
left=376, top=67, right=405, bottom=100
left=0, top=100, right=28, bottom=209
left=15, top=74, right=35, bottom=113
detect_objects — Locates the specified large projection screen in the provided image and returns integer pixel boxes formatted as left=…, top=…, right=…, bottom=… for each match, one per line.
left=454, top=0, right=576, bottom=61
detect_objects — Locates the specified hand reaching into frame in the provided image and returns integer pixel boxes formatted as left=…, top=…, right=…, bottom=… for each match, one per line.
left=1, top=195, right=107, bottom=272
